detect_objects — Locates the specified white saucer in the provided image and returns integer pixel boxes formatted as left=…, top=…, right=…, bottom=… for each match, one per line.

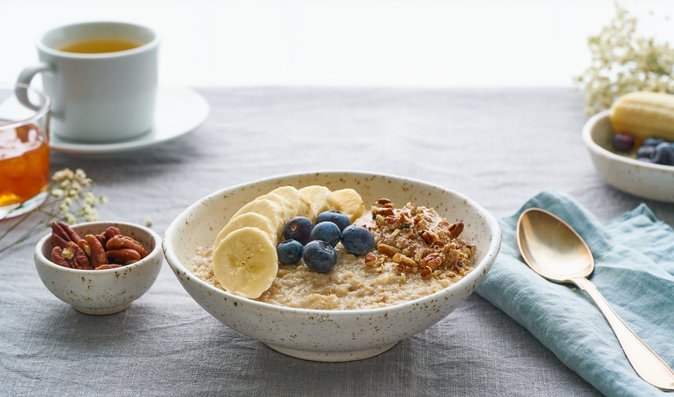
left=50, top=86, right=209, bottom=156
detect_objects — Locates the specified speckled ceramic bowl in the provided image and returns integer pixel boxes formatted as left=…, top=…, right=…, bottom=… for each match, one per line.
left=34, top=221, right=163, bottom=315
left=163, top=172, right=501, bottom=362
left=583, top=110, right=674, bottom=202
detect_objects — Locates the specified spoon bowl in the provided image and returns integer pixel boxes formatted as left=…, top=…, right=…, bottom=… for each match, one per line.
left=517, top=208, right=593, bottom=282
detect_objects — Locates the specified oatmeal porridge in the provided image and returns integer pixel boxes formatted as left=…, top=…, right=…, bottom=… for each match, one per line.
left=193, top=193, right=476, bottom=310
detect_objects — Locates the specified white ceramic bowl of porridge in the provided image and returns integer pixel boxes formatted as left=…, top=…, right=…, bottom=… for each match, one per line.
left=163, top=172, right=501, bottom=362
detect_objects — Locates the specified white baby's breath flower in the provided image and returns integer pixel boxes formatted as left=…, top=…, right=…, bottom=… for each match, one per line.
left=0, top=166, right=107, bottom=254
left=52, top=168, right=74, bottom=182
left=84, top=192, right=96, bottom=206
left=58, top=201, right=70, bottom=215
left=575, top=3, right=674, bottom=114
left=84, top=209, right=99, bottom=222
left=63, top=213, right=77, bottom=224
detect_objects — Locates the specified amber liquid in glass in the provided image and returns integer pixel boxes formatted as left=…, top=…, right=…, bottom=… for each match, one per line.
left=0, top=124, right=50, bottom=207
left=59, top=38, right=140, bottom=54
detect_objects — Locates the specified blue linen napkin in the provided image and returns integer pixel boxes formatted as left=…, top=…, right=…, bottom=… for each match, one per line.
left=476, top=191, right=674, bottom=397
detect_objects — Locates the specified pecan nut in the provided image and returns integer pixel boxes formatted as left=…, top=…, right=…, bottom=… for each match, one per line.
left=51, top=247, right=73, bottom=268
left=85, top=234, right=108, bottom=266
left=53, top=222, right=84, bottom=244
left=372, top=207, right=394, bottom=217
left=392, top=252, right=417, bottom=267
left=420, top=252, right=444, bottom=270
left=94, top=264, right=122, bottom=270
left=376, top=198, right=393, bottom=207
left=106, top=249, right=141, bottom=264
left=449, top=222, right=464, bottom=239
left=106, top=235, right=147, bottom=258
left=51, top=222, right=70, bottom=246
left=66, top=241, right=91, bottom=270
left=420, top=230, right=440, bottom=246
left=102, top=226, right=121, bottom=242
left=364, top=252, right=377, bottom=266
left=377, top=243, right=400, bottom=257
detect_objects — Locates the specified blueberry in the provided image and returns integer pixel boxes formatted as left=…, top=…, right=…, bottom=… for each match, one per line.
left=316, top=210, right=351, bottom=231
left=612, top=133, right=635, bottom=152
left=341, top=225, right=375, bottom=256
left=636, top=145, right=656, bottom=159
left=643, top=137, right=665, bottom=147
left=653, top=143, right=674, bottom=165
left=277, top=240, right=303, bottom=265
left=310, top=221, right=341, bottom=246
left=637, top=157, right=653, bottom=163
left=283, top=216, right=314, bottom=245
left=303, top=240, right=337, bottom=272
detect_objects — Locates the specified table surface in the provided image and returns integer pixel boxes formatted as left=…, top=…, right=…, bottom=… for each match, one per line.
left=4, top=87, right=673, bottom=396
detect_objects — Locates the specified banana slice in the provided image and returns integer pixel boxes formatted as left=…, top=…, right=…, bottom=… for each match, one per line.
left=270, top=186, right=309, bottom=218
left=257, top=192, right=294, bottom=220
left=212, top=227, right=278, bottom=298
left=213, top=212, right=277, bottom=248
left=231, top=198, right=285, bottom=232
left=299, top=185, right=332, bottom=220
left=329, top=188, right=365, bottom=221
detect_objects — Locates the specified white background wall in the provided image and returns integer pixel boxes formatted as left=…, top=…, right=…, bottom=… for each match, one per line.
left=2, top=0, right=673, bottom=87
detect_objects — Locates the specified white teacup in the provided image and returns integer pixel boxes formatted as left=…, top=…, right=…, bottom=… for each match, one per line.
left=17, top=21, right=159, bottom=143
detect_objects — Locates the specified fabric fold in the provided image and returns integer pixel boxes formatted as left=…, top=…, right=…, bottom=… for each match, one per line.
left=476, top=191, right=674, bottom=397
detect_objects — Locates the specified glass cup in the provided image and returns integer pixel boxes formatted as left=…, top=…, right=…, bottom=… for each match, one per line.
left=0, top=83, right=51, bottom=218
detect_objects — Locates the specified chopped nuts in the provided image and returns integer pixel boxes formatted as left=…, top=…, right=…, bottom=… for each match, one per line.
left=392, top=252, right=417, bottom=267
left=369, top=200, right=476, bottom=279
left=364, top=252, right=377, bottom=266
left=377, top=243, right=400, bottom=256
left=449, top=222, right=464, bottom=239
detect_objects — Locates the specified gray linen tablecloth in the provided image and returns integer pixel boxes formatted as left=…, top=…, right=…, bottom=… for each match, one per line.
left=3, top=88, right=672, bottom=396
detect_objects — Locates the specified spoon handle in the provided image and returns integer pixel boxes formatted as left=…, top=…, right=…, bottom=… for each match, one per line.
left=572, top=277, right=674, bottom=391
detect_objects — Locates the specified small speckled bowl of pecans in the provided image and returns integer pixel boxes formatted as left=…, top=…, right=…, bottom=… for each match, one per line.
left=34, top=221, right=163, bottom=315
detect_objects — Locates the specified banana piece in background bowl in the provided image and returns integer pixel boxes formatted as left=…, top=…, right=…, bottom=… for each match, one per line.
left=610, top=91, right=674, bottom=141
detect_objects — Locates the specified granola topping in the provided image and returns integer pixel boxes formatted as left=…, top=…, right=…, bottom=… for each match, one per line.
left=367, top=200, right=475, bottom=279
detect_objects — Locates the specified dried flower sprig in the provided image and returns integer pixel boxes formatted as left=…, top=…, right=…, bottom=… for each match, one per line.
left=574, top=3, right=674, bottom=115
left=0, top=168, right=106, bottom=254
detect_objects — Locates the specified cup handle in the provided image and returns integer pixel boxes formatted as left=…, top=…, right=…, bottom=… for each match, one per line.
left=16, top=63, right=52, bottom=110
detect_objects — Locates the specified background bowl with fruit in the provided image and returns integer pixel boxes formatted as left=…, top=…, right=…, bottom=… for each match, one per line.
left=34, top=221, right=163, bottom=315
left=163, top=171, right=501, bottom=362
left=582, top=92, right=674, bottom=202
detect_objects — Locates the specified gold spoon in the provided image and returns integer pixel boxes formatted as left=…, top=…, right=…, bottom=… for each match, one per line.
left=517, top=208, right=674, bottom=391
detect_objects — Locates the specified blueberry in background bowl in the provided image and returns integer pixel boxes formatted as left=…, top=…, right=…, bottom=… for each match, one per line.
left=582, top=110, right=674, bottom=202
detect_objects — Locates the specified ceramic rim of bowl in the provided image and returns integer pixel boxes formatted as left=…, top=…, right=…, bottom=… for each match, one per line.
left=163, top=170, right=502, bottom=316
